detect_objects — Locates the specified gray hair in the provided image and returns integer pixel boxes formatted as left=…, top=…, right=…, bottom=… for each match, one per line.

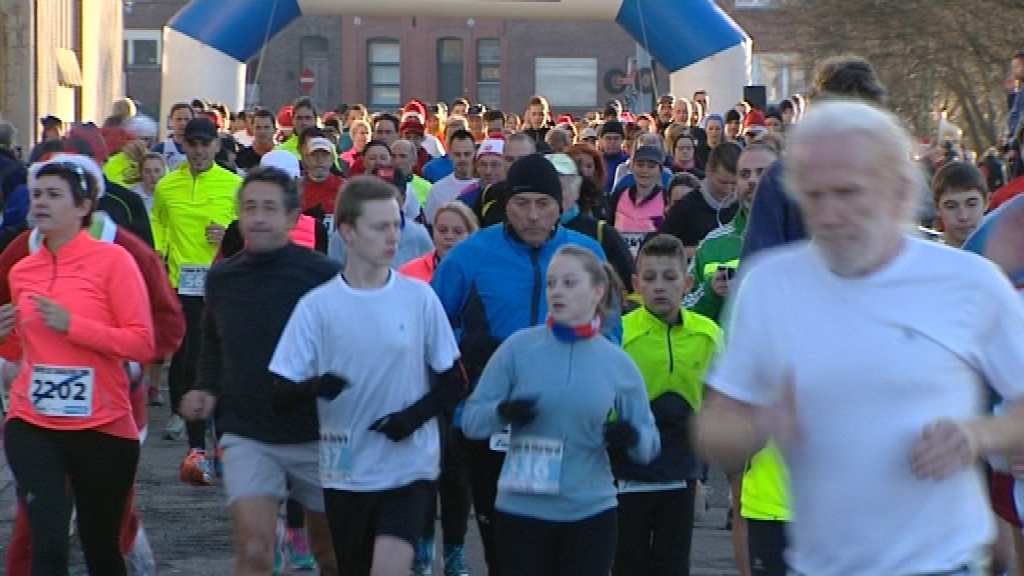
left=391, top=139, right=415, bottom=156
left=0, top=122, right=15, bottom=149
left=506, top=132, right=537, bottom=152
left=784, top=99, right=919, bottom=226
left=545, top=127, right=571, bottom=149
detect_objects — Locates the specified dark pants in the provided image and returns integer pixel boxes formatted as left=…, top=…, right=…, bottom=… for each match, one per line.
left=748, top=519, right=787, bottom=576
left=323, top=481, right=435, bottom=576
left=422, top=419, right=472, bottom=547
left=613, top=485, right=696, bottom=576
left=458, top=431, right=506, bottom=575
left=169, top=293, right=207, bottom=449
left=496, top=508, right=617, bottom=576
left=4, top=418, right=139, bottom=576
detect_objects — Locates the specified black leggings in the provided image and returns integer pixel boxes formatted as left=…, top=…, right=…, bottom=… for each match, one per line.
left=613, top=485, right=696, bottom=576
left=457, top=430, right=506, bottom=575
left=747, top=519, right=787, bottom=576
left=496, top=508, right=617, bottom=576
left=4, top=418, right=139, bottom=576
left=422, top=420, right=472, bottom=547
left=169, top=294, right=207, bottom=449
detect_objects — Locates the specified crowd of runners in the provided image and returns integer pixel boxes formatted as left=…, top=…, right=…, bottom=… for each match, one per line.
left=1, top=49, right=1024, bottom=576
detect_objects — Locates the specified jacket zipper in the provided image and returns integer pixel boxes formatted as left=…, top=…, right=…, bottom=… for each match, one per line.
left=666, top=324, right=675, bottom=373
left=48, top=249, right=58, bottom=292
left=529, top=247, right=541, bottom=324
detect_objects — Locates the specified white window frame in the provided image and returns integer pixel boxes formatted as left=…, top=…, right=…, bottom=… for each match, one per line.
left=124, top=29, right=162, bottom=68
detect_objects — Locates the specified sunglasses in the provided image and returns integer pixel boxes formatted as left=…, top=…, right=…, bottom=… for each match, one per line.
left=54, top=161, right=90, bottom=198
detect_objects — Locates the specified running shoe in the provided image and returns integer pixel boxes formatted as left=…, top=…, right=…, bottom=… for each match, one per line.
left=286, top=526, right=317, bottom=571
left=163, top=414, right=184, bottom=440
left=212, top=444, right=224, bottom=478
left=273, top=517, right=285, bottom=575
left=413, top=536, right=435, bottom=575
left=443, top=544, right=469, bottom=576
left=179, top=448, right=213, bottom=485
left=125, top=525, right=158, bottom=576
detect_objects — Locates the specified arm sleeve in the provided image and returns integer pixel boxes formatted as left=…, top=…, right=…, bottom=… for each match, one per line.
left=683, top=244, right=723, bottom=321
left=615, top=360, right=661, bottom=465
left=151, top=184, right=169, bottom=258
left=134, top=243, right=185, bottom=360
left=66, top=249, right=155, bottom=362
left=218, top=221, right=244, bottom=259
left=431, top=250, right=470, bottom=324
left=973, top=266, right=1024, bottom=401
left=740, top=163, right=805, bottom=259
left=461, top=338, right=514, bottom=440
left=121, top=190, right=154, bottom=248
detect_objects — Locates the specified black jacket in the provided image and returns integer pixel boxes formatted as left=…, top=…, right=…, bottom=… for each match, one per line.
left=563, top=212, right=635, bottom=293
left=101, top=178, right=153, bottom=247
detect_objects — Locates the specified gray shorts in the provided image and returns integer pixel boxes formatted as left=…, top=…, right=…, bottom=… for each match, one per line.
left=220, top=433, right=324, bottom=512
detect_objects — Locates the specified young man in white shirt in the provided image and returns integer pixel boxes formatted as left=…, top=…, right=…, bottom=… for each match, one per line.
left=696, top=100, right=1024, bottom=576
left=269, top=175, right=468, bottom=576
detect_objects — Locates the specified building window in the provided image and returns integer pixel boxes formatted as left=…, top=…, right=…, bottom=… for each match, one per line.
left=367, top=39, right=401, bottom=111
left=535, top=57, right=597, bottom=108
left=437, top=38, right=464, bottom=105
left=751, top=53, right=806, bottom=103
left=301, top=35, right=330, bottom=107
left=477, top=39, right=501, bottom=109
left=124, top=29, right=161, bottom=67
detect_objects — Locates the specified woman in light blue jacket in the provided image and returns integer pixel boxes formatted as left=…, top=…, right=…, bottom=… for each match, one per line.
left=462, top=244, right=659, bottom=576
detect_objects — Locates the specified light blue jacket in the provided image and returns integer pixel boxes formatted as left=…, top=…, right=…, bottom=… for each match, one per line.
left=327, top=219, right=433, bottom=268
left=462, top=325, right=660, bottom=522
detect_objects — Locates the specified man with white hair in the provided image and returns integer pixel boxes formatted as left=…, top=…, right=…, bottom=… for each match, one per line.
left=696, top=99, right=1024, bottom=575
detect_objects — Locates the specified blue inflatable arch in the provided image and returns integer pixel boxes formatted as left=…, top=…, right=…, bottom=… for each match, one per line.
left=160, top=0, right=749, bottom=122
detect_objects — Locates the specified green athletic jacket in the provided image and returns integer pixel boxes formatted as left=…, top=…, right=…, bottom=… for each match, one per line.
left=683, top=209, right=747, bottom=323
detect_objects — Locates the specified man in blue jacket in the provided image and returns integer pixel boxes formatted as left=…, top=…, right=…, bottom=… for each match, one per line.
left=432, top=153, right=608, bottom=576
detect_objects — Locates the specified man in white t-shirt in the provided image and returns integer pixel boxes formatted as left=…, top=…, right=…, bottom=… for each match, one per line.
left=425, top=130, right=478, bottom=225
left=269, top=175, right=468, bottom=576
left=696, top=100, right=1024, bottom=576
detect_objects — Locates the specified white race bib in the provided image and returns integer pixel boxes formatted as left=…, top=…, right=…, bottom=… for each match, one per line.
left=620, top=232, right=647, bottom=258
left=319, top=429, right=353, bottom=483
left=323, top=215, right=334, bottom=232
left=178, top=265, right=210, bottom=296
left=498, top=436, right=563, bottom=495
left=489, top=424, right=511, bottom=452
left=30, top=365, right=94, bottom=417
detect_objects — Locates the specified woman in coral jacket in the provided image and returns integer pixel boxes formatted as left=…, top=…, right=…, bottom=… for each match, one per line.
left=1, top=159, right=155, bottom=575
left=399, top=201, right=479, bottom=283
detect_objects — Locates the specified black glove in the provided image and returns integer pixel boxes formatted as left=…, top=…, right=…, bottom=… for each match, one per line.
left=605, top=420, right=639, bottom=452
left=317, top=373, right=351, bottom=401
left=497, top=396, right=538, bottom=426
left=649, top=392, right=693, bottom=442
left=368, top=410, right=419, bottom=442
left=460, top=331, right=502, bottom=382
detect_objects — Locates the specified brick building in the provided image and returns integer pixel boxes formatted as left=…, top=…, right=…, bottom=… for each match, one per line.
left=125, top=0, right=804, bottom=119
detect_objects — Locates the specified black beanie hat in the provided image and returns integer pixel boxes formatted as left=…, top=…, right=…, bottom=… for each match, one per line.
left=506, top=153, right=563, bottom=208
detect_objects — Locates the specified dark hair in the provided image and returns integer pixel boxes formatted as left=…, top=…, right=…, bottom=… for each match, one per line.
left=452, top=98, right=470, bottom=109
left=35, top=162, right=99, bottom=227
left=239, top=166, right=301, bottom=212
left=932, top=161, right=989, bottom=205
left=447, top=129, right=476, bottom=148
left=362, top=139, right=391, bottom=158
left=707, top=142, right=742, bottom=174
left=335, top=174, right=399, bottom=228
left=637, top=233, right=688, bottom=269
left=190, top=98, right=207, bottom=111
left=252, top=108, right=276, bottom=127
left=810, top=55, right=888, bottom=105
left=779, top=99, right=795, bottom=113
left=372, top=113, right=400, bottom=132
left=170, top=102, right=196, bottom=118
left=668, top=172, right=701, bottom=193
left=482, top=109, right=505, bottom=124
left=1014, top=51, right=1024, bottom=61
left=292, top=96, right=318, bottom=117
left=324, top=117, right=342, bottom=131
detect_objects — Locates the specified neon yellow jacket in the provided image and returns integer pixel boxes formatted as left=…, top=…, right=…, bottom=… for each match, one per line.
left=152, top=163, right=240, bottom=287
left=741, top=442, right=792, bottom=521
left=103, top=152, right=134, bottom=189
left=622, top=305, right=721, bottom=410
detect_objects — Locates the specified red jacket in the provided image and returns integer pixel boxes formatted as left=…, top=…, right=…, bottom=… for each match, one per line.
left=398, top=250, right=438, bottom=283
left=990, top=175, right=1024, bottom=211
left=3, top=231, right=154, bottom=439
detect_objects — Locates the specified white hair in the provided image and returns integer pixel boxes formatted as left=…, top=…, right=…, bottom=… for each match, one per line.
left=784, top=99, right=920, bottom=225
left=30, top=153, right=106, bottom=198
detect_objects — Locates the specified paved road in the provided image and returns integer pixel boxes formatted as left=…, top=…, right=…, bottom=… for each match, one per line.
left=1, top=407, right=741, bottom=575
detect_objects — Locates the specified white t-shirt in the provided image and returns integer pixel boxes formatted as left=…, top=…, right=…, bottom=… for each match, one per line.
left=425, top=174, right=477, bottom=225
left=268, top=272, right=460, bottom=492
left=423, top=135, right=445, bottom=159
left=708, top=237, right=1024, bottom=575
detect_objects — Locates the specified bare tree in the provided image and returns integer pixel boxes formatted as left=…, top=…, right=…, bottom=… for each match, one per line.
left=783, top=0, right=1022, bottom=152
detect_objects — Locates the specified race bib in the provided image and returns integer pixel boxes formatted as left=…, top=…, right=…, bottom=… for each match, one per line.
left=319, top=429, right=353, bottom=483
left=323, top=215, right=334, bottom=232
left=30, top=365, right=94, bottom=417
left=620, top=232, right=646, bottom=258
left=489, top=424, right=511, bottom=452
left=178, top=265, right=210, bottom=297
left=498, top=436, right=563, bottom=495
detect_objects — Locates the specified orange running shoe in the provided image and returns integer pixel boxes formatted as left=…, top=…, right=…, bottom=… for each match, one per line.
left=179, top=448, right=213, bottom=486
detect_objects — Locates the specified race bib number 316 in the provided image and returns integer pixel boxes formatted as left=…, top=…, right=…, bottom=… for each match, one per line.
left=498, top=436, right=563, bottom=495
left=30, top=365, right=94, bottom=417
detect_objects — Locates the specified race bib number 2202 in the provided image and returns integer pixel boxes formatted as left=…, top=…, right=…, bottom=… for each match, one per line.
left=30, top=365, right=94, bottom=417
